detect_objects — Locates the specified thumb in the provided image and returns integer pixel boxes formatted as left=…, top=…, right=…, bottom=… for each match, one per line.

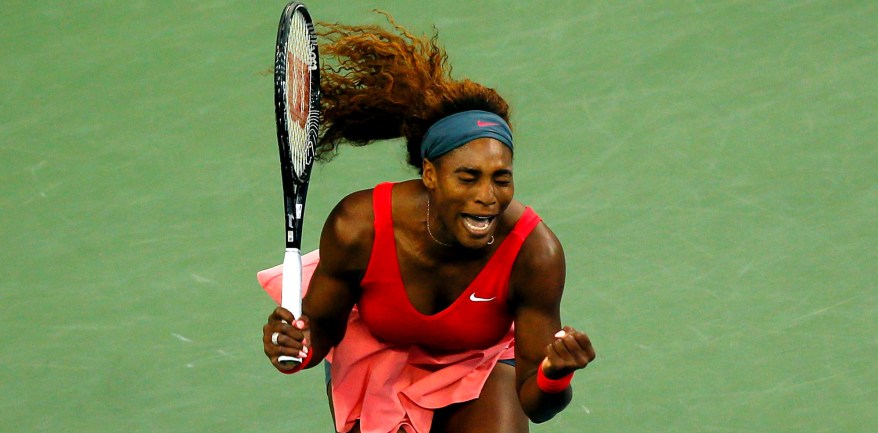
left=292, top=314, right=310, bottom=330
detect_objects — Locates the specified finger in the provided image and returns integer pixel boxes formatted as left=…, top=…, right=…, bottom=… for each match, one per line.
left=264, top=319, right=296, bottom=343
left=269, top=334, right=309, bottom=363
left=264, top=333, right=284, bottom=360
left=544, top=329, right=568, bottom=361
left=264, top=309, right=308, bottom=372
left=273, top=311, right=310, bottom=344
left=571, top=331, right=596, bottom=362
left=543, top=342, right=574, bottom=377
left=272, top=331, right=309, bottom=352
left=561, top=328, right=595, bottom=360
left=291, top=314, right=311, bottom=332
left=548, top=336, right=573, bottom=362
left=556, top=329, right=594, bottom=367
left=262, top=323, right=273, bottom=344
left=277, top=343, right=309, bottom=360
left=547, top=328, right=593, bottom=367
left=264, top=323, right=306, bottom=358
left=269, top=306, right=296, bottom=324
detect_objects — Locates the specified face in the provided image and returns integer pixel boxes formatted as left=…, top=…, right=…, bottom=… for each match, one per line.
left=423, top=137, right=514, bottom=249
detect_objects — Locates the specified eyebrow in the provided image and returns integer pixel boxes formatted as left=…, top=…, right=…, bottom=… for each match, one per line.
left=454, top=166, right=513, bottom=176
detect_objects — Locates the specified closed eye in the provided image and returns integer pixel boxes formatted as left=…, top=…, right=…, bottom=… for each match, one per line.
left=455, top=167, right=480, bottom=183
left=494, top=171, right=513, bottom=186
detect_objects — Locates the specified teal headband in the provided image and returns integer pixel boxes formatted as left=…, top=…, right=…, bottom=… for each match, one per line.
left=420, top=110, right=513, bottom=161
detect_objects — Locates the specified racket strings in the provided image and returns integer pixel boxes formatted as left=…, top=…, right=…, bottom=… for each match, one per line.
left=285, top=12, right=316, bottom=178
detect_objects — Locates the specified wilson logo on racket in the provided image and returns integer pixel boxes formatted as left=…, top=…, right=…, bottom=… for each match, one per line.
left=285, top=54, right=311, bottom=128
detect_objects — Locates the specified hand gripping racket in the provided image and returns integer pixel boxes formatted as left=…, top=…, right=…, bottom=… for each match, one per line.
left=273, top=1, right=320, bottom=364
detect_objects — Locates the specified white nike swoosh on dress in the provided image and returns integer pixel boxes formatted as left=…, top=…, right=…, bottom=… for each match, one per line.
left=469, top=293, right=496, bottom=302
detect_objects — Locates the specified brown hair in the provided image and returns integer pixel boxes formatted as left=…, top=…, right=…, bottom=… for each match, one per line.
left=315, top=13, right=511, bottom=170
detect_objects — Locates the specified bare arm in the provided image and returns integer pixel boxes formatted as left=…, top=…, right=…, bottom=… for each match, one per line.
left=263, top=189, right=374, bottom=371
left=511, top=222, right=596, bottom=422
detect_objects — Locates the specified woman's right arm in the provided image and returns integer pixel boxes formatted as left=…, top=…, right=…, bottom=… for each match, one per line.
left=263, top=190, right=374, bottom=372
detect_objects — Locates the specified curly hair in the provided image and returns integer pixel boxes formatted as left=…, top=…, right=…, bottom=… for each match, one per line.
left=315, top=12, right=511, bottom=170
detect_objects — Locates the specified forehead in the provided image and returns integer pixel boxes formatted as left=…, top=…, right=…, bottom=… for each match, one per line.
left=439, top=137, right=513, bottom=168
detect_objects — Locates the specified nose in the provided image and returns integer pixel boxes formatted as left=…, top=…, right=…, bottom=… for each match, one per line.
left=475, top=180, right=497, bottom=206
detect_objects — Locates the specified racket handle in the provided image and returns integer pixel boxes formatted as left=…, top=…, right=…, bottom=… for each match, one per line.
left=279, top=248, right=303, bottom=364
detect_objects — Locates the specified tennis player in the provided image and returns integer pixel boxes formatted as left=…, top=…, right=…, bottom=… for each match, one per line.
left=261, top=15, right=596, bottom=433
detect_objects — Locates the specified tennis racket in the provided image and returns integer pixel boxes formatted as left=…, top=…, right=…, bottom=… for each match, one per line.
left=273, top=1, right=320, bottom=364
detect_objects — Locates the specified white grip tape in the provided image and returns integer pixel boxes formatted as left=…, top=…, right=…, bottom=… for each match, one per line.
left=279, top=248, right=303, bottom=364
left=280, top=248, right=303, bottom=318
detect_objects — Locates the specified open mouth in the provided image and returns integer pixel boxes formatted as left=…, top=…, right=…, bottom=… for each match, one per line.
left=461, top=214, right=495, bottom=236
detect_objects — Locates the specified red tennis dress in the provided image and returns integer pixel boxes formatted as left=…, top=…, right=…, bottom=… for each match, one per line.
left=258, top=182, right=542, bottom=433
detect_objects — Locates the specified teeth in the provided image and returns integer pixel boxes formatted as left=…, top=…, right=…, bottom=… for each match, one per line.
left=463, top=215, right=492, bottom=233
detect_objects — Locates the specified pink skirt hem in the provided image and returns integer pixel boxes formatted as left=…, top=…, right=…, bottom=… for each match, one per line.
left=257, top=251, right=516, bottom=433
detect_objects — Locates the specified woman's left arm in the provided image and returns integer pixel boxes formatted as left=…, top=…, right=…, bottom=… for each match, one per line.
left=511, top=222, right=596, bottom=423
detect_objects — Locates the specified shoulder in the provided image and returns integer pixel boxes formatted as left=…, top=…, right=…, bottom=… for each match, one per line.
left=517, top=217, right=565, bottom=276
left=509, top=205, right=566, bottom=301
left=319, top=187, right=376, bottom=274
left=330, top=187, right=374, bottom=222
left=503, top=201, right=565, bottom=269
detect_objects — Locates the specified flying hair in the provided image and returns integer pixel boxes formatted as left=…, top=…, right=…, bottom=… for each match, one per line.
left=315, top=11, right=511, bottom=170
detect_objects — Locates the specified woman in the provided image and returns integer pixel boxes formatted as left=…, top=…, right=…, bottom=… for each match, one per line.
left=262, top=15, right=595, bottom=433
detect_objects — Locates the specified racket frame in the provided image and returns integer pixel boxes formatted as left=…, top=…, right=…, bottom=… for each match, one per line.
left=273, top=1, right=320, bottom=364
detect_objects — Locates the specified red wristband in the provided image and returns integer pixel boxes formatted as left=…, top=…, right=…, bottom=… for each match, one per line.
left=537, top=364, right=574, bottom=393
left=280, top=349, right=313, bottom=375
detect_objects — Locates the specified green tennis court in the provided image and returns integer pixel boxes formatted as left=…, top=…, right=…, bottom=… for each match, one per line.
left=2, top=1, right=875, bottom=432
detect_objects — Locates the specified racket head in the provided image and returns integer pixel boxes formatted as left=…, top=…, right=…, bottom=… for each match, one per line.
left=274, top=2, right=320, bottom=249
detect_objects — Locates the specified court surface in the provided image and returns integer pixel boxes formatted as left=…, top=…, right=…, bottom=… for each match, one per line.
left=1, top=1, right=875, bottom=432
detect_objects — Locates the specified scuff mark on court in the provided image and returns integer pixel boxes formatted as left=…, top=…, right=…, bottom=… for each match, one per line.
left=172, top=333, right=193, bottom=343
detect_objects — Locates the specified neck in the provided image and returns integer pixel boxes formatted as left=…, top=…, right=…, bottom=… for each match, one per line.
left=426, top=197, right=455, bottom=247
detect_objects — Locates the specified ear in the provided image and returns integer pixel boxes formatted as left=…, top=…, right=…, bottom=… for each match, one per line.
left=422, top=158, right=438, bottom=190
